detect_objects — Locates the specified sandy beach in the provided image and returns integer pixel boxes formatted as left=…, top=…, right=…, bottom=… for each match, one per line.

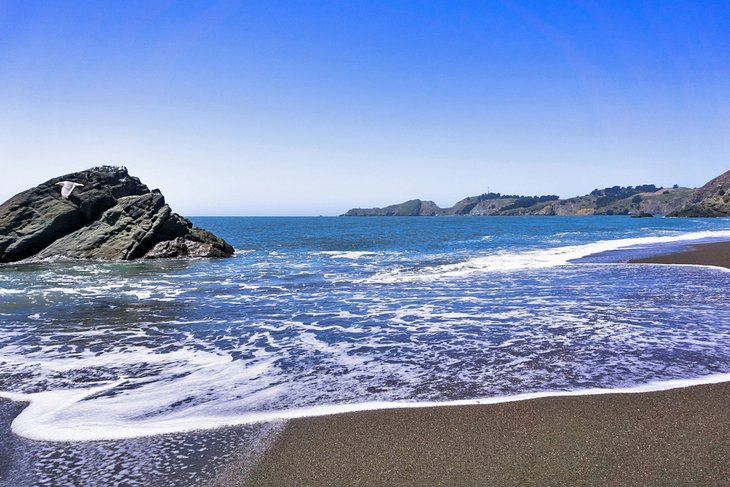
left=207, top=244, right=730, bottom=486
left=630, top=240, right=730, bottom=269
left=221, top=381, right=730, bottom=486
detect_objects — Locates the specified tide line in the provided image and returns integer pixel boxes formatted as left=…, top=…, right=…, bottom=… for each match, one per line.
left=3, top=373, right=730, bottom=443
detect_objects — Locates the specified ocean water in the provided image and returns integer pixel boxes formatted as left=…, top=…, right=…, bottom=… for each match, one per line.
left=2, top=216, right=730, bottom=483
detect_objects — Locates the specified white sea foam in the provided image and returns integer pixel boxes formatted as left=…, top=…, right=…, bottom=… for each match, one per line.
left=2, top=373, right=729, bottom=442
left=366, top=229, right=730, bottom=283
left=2, top=224, right=730, bottom=445
left=0, top=288, right=24, bottom=295
left=3, top=272, right=728, bottom=443
left=317, top=250, right=379, bottom=259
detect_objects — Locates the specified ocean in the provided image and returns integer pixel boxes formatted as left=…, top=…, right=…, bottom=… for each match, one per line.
left=2, top=216, right=730, bottom=485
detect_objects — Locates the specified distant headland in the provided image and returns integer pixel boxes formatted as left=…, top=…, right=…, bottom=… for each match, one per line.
left=343, top=170, right=730, bottom=218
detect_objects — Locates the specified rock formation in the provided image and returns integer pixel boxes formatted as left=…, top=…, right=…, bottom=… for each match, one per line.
left=0, top=166, right=234, bottom=263
left=667, top=170, right=730, bottom=217
left=344, top=199, right=442, bottom=216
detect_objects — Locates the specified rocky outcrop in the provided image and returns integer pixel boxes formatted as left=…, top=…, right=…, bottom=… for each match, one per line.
left=344, top=199, right=443, bottom=216
left=0, top=166, right=234, bottom=263
left=667, top=170, right=730, bottom=217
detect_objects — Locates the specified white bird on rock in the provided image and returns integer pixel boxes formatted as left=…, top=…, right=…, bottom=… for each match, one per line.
left=55, top=181, right=84, bottom=199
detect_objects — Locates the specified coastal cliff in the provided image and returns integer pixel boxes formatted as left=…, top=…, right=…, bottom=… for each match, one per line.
left=344, top=199, right=441, bottom=216
left=0, top=166, right=234, bottom=263
left=344, top=184, right=695, bottom=217
left=667, top=170, right=730, bottom=217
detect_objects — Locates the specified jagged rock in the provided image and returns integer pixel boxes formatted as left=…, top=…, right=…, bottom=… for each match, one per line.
left=418, top=200, right=441, bottom=216
left=0, top=166, right=234, bottom=263
left=667, top=170, right=730, bottom=217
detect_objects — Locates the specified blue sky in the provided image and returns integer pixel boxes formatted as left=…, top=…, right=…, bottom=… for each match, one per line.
left=1, top=1, right=729, bottom=215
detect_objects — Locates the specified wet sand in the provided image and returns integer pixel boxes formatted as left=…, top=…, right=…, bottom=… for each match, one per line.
left=232, top=382, right=730, bottom=486
left=629, top=240, right=730, bottom=269
left=0, top=398, right=282, bottom=486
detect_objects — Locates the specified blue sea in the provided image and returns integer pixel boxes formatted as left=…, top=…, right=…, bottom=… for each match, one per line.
left=2, top=216, right=730, bottom=485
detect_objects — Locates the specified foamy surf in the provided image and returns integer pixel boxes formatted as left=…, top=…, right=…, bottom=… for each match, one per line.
left=365, top=229, right=730, bottom=283
left=3, top=373, right=730, bottom=442
left=2, top=217, right=730, bottom=447
left=317, top=251, right=380, bottom=259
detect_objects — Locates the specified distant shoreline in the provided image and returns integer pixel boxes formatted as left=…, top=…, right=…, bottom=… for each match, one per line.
left=342, top=183, right=694, bottom=217
left=343, top=169, right=730, bottom=217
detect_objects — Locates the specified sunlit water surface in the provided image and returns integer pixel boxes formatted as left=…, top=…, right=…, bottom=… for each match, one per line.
left=2, top=216, right=730, bottom=485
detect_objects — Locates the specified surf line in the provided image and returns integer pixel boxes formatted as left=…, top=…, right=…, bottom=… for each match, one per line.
left=365, top=229, right=730, bottom=282
left=3, top=373, right=730, bottom=442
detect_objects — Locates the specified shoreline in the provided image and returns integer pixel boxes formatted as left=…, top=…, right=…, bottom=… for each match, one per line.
left=4, top=377, right=730, bottom=485
left=4, top=236, right=730, bottom=484
left=629, top=240, right=730, bottom=269
left=3, top=372, right=730, bottom=443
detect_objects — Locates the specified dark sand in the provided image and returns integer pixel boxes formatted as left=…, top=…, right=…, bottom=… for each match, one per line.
left=232, top=382, right=730, bottom=486
left=630, top=240, right=730, bottom=269
left=212, top=243, right=730, bottom=486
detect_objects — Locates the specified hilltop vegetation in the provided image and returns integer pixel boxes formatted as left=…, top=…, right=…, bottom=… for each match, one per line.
left=344, top=183, right=696, bottom=217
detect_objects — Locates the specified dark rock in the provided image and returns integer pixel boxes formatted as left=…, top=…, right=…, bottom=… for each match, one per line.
left=418, top=200, right=441, bottom=216
left=343, top=199, right=443, bottom=216
left=667, top=170, right=730, bottom=217
left=0, top=166, right=234, bottom=263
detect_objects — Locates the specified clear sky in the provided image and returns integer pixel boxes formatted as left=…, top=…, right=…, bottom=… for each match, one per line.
left=1, top=1, right=729, bottom=215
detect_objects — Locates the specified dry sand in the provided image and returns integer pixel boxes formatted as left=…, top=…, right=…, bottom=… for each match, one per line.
left=212, top=241, right=730, bottom=486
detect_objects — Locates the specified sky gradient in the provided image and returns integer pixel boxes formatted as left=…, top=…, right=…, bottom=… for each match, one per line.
left=1, top=0, right=729, bottom=215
